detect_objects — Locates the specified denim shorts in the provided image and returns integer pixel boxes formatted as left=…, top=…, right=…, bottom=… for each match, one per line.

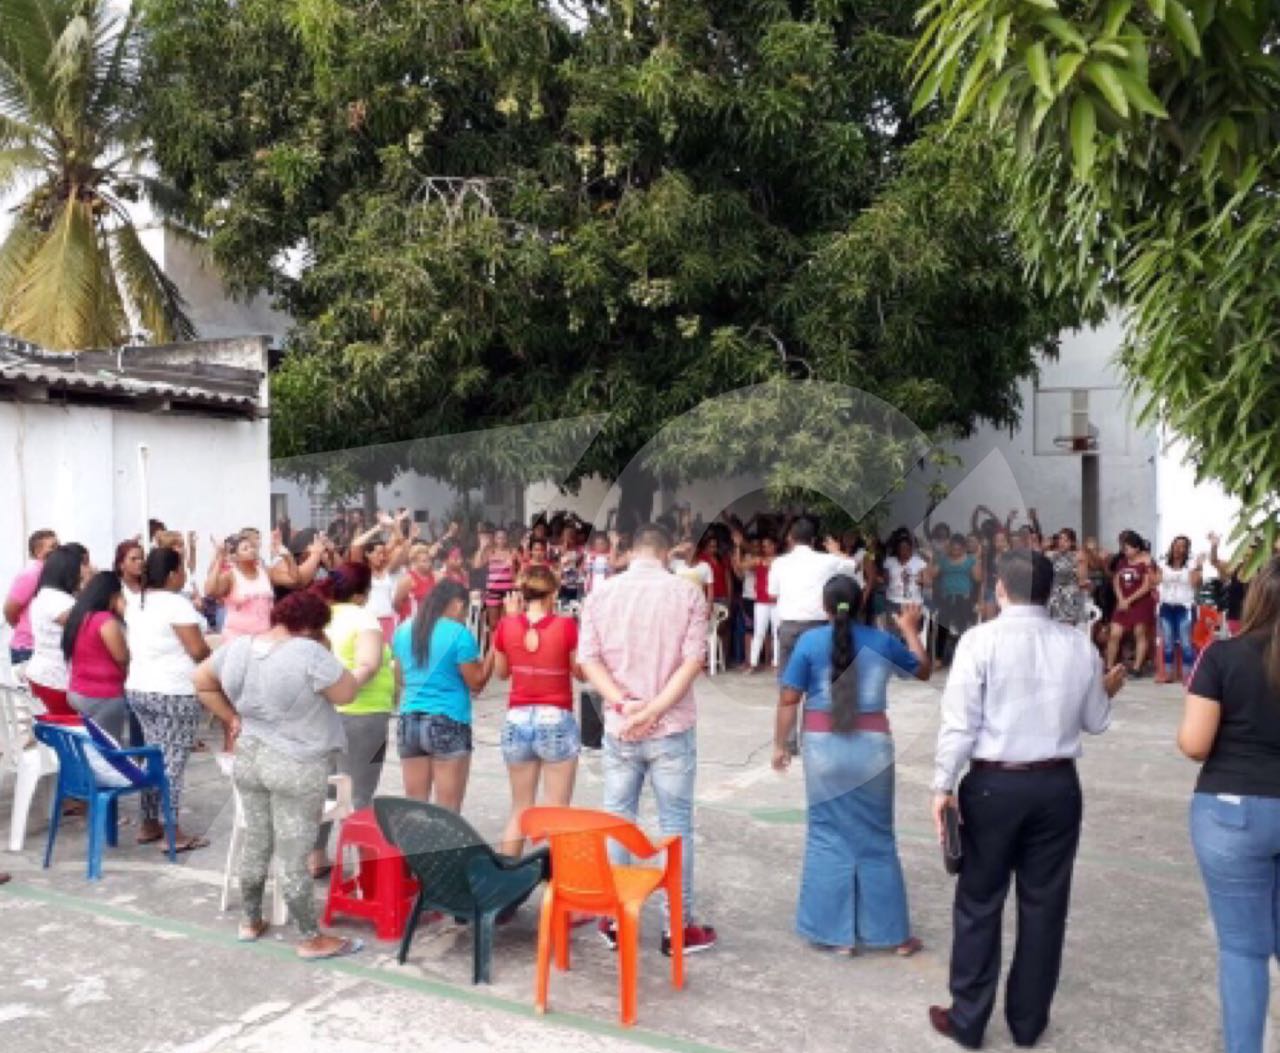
left=397, top=712, right=473, bottom=760
left=501, top=706, right=581, bottom=765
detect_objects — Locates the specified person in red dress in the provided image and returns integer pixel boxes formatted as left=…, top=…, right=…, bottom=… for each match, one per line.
left=1107, top=530, right=1158, bottom=676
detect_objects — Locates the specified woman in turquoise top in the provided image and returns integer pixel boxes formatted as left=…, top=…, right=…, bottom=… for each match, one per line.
left=392, top=579, right=493, bottom=811
left=774, top=574, right=931, bottom=956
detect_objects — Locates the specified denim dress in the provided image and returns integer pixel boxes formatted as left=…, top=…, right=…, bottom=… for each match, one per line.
left=781, top=624, right=920, bottom=948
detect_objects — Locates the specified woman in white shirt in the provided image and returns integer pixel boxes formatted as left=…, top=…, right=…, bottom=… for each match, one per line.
left=24, top=544, right=90, bottom=717
left=883, top=535, right=927, bottom=611
left=1156, top=535, right=1204, bottom=684
left=126, top=547, right=212, bottom=850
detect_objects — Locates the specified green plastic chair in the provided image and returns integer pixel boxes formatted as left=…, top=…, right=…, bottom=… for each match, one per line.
left=373, top=796, right=549, bottom=983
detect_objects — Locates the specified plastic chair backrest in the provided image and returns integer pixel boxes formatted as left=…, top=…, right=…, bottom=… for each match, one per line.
left=374, top=797, right=493, bottom=914
left=521, top=807, right=660, bottom=913
left=0, top=685, right=35, bottom=770
left=32, top=723, right=102, bottom=799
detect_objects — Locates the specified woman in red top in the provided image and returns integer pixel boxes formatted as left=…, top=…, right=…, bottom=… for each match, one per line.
left=62, top=572, right=130, bottom=741
left=747, top=535, right=779, bottom=672
left=394, top=540, right=437, bottom=622
left=493, top=565, right=583, bottom=855
left=1107, top=530, right=1158, bottom=676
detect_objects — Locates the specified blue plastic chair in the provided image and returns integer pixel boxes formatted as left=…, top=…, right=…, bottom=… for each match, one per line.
left=33, top=722, right=177, bottom=879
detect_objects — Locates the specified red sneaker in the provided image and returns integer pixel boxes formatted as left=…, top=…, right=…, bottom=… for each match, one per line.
left=662, top=923, right=718, bottom=956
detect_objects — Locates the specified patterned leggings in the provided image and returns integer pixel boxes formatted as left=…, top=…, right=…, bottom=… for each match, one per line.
left=127, top=691, right=203, bottom=824
left=234, top=736, right=329, bottom=937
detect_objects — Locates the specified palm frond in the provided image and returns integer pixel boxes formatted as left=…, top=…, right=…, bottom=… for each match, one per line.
left=120, top=173, right=197, bottom=226
left=0, top=145, right=45, bottom=196
left=0, top=215, right=43, bottom=306
left=0, top=112, right=40, bottom=148
left=111, top=222, right=197, bottom=343
left=46, top=12, right=94, bottom=136
left=89, top=2, right=138, bottom=124
left=0, top=0, right=65, bottom=127
left=1, top=197, right=124, bottom=350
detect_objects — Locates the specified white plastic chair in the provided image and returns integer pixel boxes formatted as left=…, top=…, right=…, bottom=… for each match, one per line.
left=707, top=604, right=730, bottom=676
left=217, top=753, right=353, bottom=925
left=0, top=682, right=60, bottom=852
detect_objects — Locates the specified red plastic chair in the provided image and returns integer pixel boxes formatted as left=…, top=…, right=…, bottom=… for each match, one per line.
left=322, top=807, right=420, bottom=941
left=520, top=806, right=684, bottom=1027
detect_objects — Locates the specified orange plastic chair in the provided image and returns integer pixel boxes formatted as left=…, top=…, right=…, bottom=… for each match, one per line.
left=520, top=806, right=684, bottom=1027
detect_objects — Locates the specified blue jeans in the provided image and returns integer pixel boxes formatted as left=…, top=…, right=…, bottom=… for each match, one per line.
left=602, top=728, right=697, bottom=922
left=501, top=706, right=581, bottom=764
left=1160, top=603, right=1196, bottom=669
left=797, top=731, right=910, bottom=948
left=1191, top=792, right=1280, bottom=1053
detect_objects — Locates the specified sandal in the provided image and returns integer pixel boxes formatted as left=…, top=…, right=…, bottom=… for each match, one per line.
left=896, top=937, right=924, bottom=958
left=298, top=937, right=364, bottom=961
left=170, top=835, right=210, bottom=854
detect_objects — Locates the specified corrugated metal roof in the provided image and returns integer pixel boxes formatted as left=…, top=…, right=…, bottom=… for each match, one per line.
left=0, top=336, right=264, bottom=416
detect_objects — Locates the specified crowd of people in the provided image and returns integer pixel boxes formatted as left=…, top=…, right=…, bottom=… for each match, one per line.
left=2, top=504, right=1279, bottom=1051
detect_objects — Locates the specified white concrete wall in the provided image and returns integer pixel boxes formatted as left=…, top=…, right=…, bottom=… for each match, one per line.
left=1155, top=431, right=1243, bottom=564
left=0, top=402, right=270, bottom=654
left=139, top=226, right=291, bottom=344
left=884, top=319, right=1158, bottom=545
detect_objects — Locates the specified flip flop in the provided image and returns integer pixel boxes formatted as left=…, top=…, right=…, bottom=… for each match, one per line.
left=170, top=835, right=211, bottom=854
left=299, top=937, right=364, bottom=961
left=896, top=937, right=924, bottom=958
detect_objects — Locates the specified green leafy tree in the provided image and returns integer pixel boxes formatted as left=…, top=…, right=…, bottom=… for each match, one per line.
left=914, top=0, right=1280, bottom=559
left=141, top=0, right=1079, bottom=518
left=0, top=0, right=194, bottom=349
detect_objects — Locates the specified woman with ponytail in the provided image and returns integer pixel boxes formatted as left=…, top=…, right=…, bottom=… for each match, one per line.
left=773, top=574, right=931, bottom=956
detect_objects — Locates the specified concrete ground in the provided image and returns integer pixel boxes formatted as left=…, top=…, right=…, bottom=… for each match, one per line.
left=0, top=668, right=1226, bottom=1052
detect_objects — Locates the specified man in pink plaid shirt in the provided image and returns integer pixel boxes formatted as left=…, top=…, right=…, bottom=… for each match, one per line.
left=578, top=522, right=718, bottom=955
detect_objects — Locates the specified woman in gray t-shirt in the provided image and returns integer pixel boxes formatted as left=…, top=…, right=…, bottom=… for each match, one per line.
left=194, top=590, right=359, bottom=959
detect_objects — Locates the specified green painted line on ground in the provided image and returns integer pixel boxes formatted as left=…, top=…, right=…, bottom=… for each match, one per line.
left=0, top=881, right=736, bottom=1053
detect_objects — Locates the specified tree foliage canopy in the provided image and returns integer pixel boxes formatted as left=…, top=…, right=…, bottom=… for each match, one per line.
left=141, top=0, right=1079, bottom=509
left=0, top=0, right=194, bottom=349
left=914, top=0, right=1280, bottom=557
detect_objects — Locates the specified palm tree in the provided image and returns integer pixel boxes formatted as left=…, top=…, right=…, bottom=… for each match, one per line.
left=0, top=0, right=195, bottom=350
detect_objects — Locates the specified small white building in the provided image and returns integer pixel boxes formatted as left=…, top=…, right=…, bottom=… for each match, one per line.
left=0, top=335, right=273, bottom=660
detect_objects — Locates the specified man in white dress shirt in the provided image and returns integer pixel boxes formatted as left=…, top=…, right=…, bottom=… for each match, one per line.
left=767, top=517, right=861, bottom=676
left=928, top=549, right=1126, bottom=1050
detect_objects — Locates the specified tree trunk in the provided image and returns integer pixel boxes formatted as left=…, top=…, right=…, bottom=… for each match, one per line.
left=616, top=468, right=658, bottom=533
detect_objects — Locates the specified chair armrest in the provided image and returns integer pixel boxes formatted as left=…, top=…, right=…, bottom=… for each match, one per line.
left=609, top=825, right=675, bottom=860
left=109, top=745, right=163, bottom=760
left=494, top=845, right=551, bottom=881
left=108, top=744, right=165, bottom=778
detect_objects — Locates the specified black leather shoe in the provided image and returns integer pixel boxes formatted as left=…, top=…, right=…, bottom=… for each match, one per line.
left=928, top=1006, right=981, bottom=1049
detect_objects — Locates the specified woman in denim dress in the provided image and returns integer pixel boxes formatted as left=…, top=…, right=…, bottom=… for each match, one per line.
left=773, top=574, right=932, bottom=956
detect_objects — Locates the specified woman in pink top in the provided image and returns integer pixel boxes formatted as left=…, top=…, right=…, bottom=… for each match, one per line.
left=62, top=572, right=130, bottom=741
left=204, top=533, right=291, bottom=639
